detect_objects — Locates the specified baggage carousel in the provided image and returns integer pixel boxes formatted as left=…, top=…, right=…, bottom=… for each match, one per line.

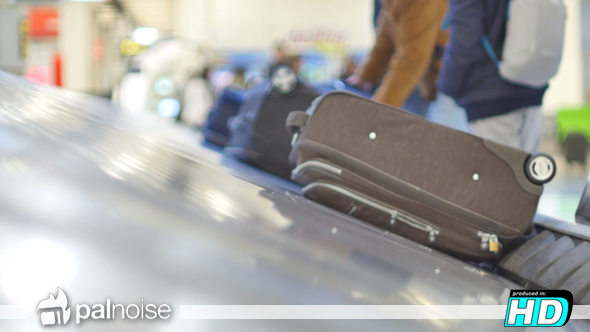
left=0, top=72, right=588, bottom=331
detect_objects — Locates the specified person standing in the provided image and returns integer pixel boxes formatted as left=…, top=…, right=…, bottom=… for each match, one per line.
left=437, top=0, right=549, bottom=153
left=347, top=0, right=448, bottom=110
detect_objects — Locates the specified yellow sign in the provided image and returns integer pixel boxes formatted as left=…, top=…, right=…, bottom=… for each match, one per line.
left=313, top=39, right=346, bottom=56
left=119, top=39, right=145, bottom=56
left=19, top=19, right=30, bottom=58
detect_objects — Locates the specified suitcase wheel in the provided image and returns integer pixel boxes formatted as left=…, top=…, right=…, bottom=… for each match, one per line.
left=524, top=153, right=556, bottom=185
left=271, top=66, right=297, bottom=94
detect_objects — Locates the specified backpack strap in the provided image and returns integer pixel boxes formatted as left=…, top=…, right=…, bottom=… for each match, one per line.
left=481, top=0, right=512, bottom=68
left=481, top=35, right=500, bottom=68
left=440, top=14, right=451, bottom=30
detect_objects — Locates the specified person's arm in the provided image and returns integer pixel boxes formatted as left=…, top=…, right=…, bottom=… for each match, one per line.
left=355, top=11, right=396, bottom=85
left=372, top=0, right=447, bottom=108
left=419, top=29, right=449, bottom=102
left=437, top=0, right=485, bottom=99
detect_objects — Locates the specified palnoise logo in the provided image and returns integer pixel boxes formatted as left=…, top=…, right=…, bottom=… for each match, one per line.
left=37, top=288, right=172, bottom=326
left=37, top=288, right=71, bottom=326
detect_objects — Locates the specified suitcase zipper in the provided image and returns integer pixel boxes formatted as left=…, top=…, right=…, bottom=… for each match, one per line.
left=303, top=182, right=440, bottom=243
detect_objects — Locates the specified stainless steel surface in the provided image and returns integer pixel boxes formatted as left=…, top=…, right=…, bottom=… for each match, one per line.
left=535, top=214, right=590, bottom=242
left=0, top=72, right=584, bottom=331
left=575, top=174, right=590, bottom=225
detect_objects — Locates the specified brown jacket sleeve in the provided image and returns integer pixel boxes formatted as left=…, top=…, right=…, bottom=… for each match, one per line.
left=360, top=0, right=447, bottom=108
left=419, top=29, right=449, bottom=102
left=356, top=11, right=396, bottom=84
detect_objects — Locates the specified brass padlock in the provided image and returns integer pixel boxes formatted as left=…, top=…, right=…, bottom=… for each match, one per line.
left=489, top=235, right=500, bottom=253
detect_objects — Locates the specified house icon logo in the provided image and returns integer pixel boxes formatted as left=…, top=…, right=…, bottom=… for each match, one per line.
left=37, top=288, right=71, bottom=326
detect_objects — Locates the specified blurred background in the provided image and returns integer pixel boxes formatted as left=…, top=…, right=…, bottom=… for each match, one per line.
left=0, top=0, right=590, bottom=219
left=0, top=0, right=374, bottom=109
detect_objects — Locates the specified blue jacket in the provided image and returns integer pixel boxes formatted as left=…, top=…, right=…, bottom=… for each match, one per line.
left=437, top=0, right=547, bottom=122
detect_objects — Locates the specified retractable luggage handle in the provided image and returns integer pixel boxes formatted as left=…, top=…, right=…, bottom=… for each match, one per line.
left=286, top=111, right=309, bottom=145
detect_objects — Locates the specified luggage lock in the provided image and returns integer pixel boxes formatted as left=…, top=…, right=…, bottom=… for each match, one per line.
left=477, top=231, right=500, bottom=253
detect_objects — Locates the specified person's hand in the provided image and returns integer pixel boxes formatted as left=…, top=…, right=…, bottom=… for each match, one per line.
left=345, top=75, right=375, bottom=93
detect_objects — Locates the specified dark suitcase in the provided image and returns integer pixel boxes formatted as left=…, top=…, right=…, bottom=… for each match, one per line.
left=564, top=133, right=587, bottom=164
left=287, top=91, right=556, bottom=261
left=202, top=86, right=245, bottom=147
left=224, top=66, right=319, bottom=179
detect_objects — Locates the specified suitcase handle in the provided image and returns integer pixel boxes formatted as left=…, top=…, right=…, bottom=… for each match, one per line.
left=286, top=111, right=309, bottom=134
left=303, top=182, right=440, bottom=243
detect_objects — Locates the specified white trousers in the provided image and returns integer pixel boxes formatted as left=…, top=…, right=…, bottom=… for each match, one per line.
left=427, top=92, right=470, bottom=132
left=470, top=106, right=544, bottom=153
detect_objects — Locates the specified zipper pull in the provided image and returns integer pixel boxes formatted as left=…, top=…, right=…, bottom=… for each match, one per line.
left=389, top=210, right=398, bottom=226
left=427, top=228, right=438, bottom=244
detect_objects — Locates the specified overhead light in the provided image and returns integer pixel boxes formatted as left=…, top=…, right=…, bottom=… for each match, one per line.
left=157, top=99, right=180, bottom=119
left=133, top=27, right=159, bottom=46
left=155, top=78, right=174, bottom=96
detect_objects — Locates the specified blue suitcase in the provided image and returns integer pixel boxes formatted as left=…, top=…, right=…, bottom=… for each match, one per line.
left=202, top=87, right=245, bottom=147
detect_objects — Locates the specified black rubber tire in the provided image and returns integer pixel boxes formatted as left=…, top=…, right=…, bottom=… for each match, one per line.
left=524, top=153, right=557, bottom=185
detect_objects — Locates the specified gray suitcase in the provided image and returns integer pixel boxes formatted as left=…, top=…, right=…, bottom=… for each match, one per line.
left=287, top=91, right=557, bottom=261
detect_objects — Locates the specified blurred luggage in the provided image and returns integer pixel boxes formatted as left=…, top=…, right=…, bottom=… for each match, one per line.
left=564, top=134, right=587, bottom=164
left=557, top=106, right=590, bottom=164
left=180, top=76, right=215, bottom=127
left=556, top=105, right=590, bottom=144
left=287, top=91, right=556, bottom=261
left=224, top=66, right=319, bottom=179
left=202, top=86, right=245, bottom=146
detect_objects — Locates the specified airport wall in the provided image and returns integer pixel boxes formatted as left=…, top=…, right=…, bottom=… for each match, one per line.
left=175, top=0, right=375, bottom=51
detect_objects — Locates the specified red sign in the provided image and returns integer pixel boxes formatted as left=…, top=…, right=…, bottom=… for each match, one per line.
left=29, top=7, right=58, bottom=37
